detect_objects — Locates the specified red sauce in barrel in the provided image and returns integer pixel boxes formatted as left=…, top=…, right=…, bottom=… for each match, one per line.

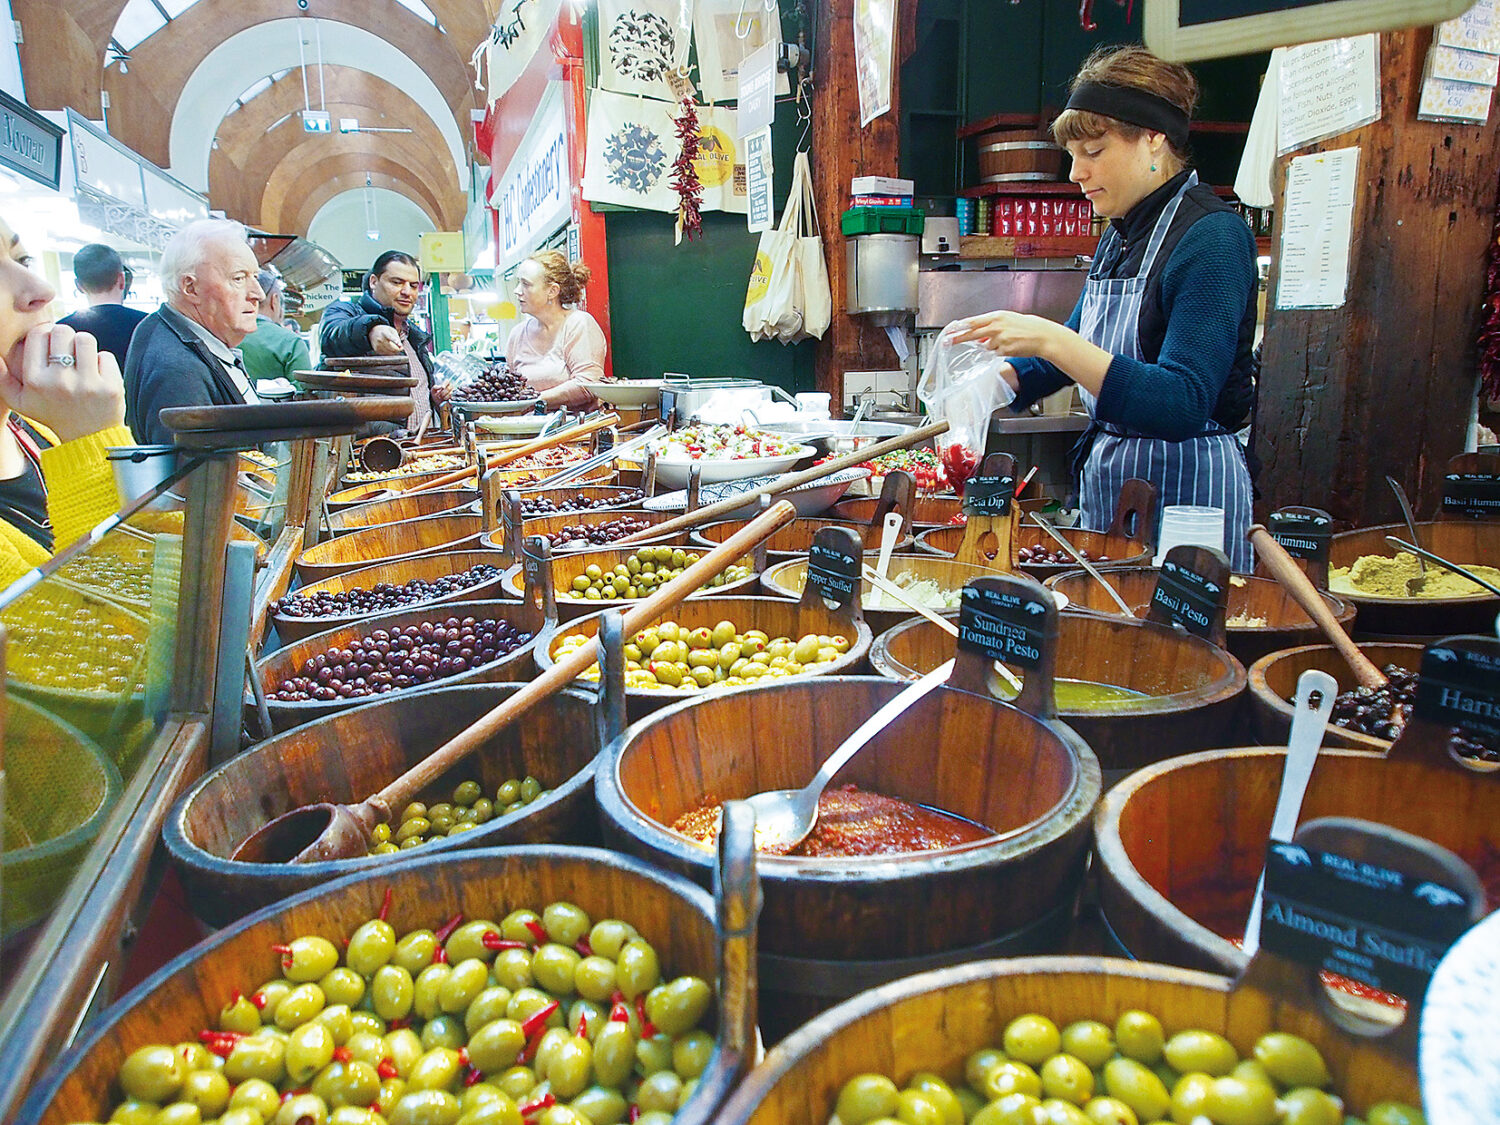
left=671, top=784, right=992, bottom=857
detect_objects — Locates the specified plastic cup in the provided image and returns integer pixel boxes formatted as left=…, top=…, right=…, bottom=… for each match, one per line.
left=1154, top=504, right=1226, bottom=566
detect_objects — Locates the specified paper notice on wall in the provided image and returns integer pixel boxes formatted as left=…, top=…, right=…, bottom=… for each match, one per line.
left=1277, top=36, right=1381, bottom=154
left=854, top=0, right=896, bottom=127
left=1276, top=146, right=1359, bottom=311
left=743, top=126, right=774, bottom=232
left=693, top=0, right=790, bottom=105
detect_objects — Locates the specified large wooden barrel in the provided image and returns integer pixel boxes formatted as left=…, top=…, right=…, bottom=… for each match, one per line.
left=917, top=522, right=1152, bottom=579
left=535, top=596, right=872, bottom=722
left=1094, top=746, right=1500, bottom=975
left=692, top=516, right=911, bottom=566
left=833, top=492, right=963, bottom=528
left=270, top=550, right=512, bottom=643
left=1047, top=567, right=1358, bottom=666
left=295, top=513, right=487, bottom=583
left=596, top=674, right=1100, bottom=1041
left=164, top=684, right=604, bottom=926
left=871, top=611, right=1246, bottom=777
left=1247, top=642, right=1425, bottom=752
left=478, top=508, right=677, bottom=556
left=323, top=489, right=478, bottom=536
left=254, top=599, right=545, bottom=732
left=759, top=554, right=991, bottom=635
left=503, top=540, right=761, bottom=623
left=20, top=847, right=746, bottom=1125
left=1331, top=519, right=1500, bottom=638
left=326, top=474, right=477, bottom=512
left=715, top=956, right=1419, bottom=1124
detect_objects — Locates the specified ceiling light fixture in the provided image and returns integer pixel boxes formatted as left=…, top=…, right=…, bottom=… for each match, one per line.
left=364, top=173, right=380, bottom=241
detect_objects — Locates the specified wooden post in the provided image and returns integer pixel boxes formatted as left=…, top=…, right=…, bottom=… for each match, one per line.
left=809, top=0, right=915, bottom=410
left=1254, top=28, right=1500, bottom=525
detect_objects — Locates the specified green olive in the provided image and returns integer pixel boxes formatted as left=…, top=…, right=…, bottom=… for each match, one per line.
left=499, top=910, right=541, bottom=944
left=1251, top=1032, right=1329, bottom=1089
left=496, top=780, right=522, bottom=806
left=1162, top=1029, right=1238, bottom=1077
left=1038, top=1100, right=1091, bottom=1125
left=979, top=1061, right=1042, bottom=1101
left=971, top=1093, right=1044, bottom=1125
left=1003, top=1014, right=1061, bottom=1066
left=319, top=969, right=366, bottom=1010
left=465, top=987, right=515, bottom=1037
left=636, top=1071, right=684, bottom=1114
left=1278, top=1088, right=1344, bottom=1125
left=252, top=981, right=293, bottom=1015
left=671, top=1030, right=715, bottom=1079
left=1202, top=1076, right=1278, bottom=1125
left=467, top=1019, right=526, bottom=1074
left=285, top=1021, right=337, bottom=1084
left=310, top=1060, right=381, bottom=1110
left=274, top=1094, right=327, bottom=1125
left=1041, top=1054, right=1095, bottom=1106
left=279, top=936, right=340, bottom=982
left=456, top=1095, right=523, bottom=1125
left=439, top=958, right=490, bottom=1014
left=400, top=803, right=429, bottom=823
left=905, top=1073, right=964, bottom=1125
left=616, top=939, right=660, bottom=1000
left=545, top=1035, right=593, bottom=1099
left=151, top=1103, right=202, bottom=1125
left=110, top=1101, right=160, bottom=1125
left=406, top=1047, right=463, bottom=1092
left=384, top=1029, right=425, bottom=1078
left=532, top=944, right=582, bottom=996
left=567, top=999, right=605, bottom=1042
left=568, top=1086, right=626, bottom=1125
left=392, top=930, right=439, bottom=976
left=459, top=1085, right=506, bottom=1114
left=372, top=965, right=416, bottom=1022
left=1230, top=1060, right=1275, bottom=1090
left=635, top=1033, right=674, bottom=1076
left=446, top=921, right=504, bottom=965
left=219, top=995, right=262, bottom=1035
left=1102, top=1058, right=1170, bottom=1122
left=119, top=1046, right=186, bottom=1104
left=506, top=988, right=562, bottom=1028
left=965, top=1048, right=1008, bottom=1092
left=346, top=1031, right=386, bottom=1068
left=633, top=1115, right=674, bottom=1125
left=453, top=780, right=483, bottom=806
left=490, top=948, right=533, bottom=992
left=178, top=1070, right=231, bottom=1116
left=219, top=1108, right=266, bottom=1125
left=1061, top=1021, right=1116, bottom=1070
left=329, top=1108, right=378, bottom=1125
left=1365, top=1103, right=1426, bottom=1125
left=533, top=1027, right=573, bottom=1079
left=388, top=1090, right=461, bottom=1125
left=573, top=956, right=617, bottom=1003
left=536, top=1109, right=587, bottom=1125
left=1080, top=1096, right=1138, bottom=1125
left=591, top=1022, right=636, bottom=1088
left=644, top=976, right=711, bottom=1036
left=223, top=1037, right=285, bottom=1085
left=414, top=963, right=453, bottom=1020
left=377, top=1078, right=407, bottom=1118
left=1114, top=1011, right=1165, bottom=1065
left=420, top=1015, right=467, bottom=1052
left=274, top=983, right=327, bottom=1030
left=350, top=1011, right=386, bottom=1037
left=229, top=1079, right=280, bottom=1118
left=312, top=1004, right=353, bottom=1047
left=493, top=1066, right=536, bottom=1100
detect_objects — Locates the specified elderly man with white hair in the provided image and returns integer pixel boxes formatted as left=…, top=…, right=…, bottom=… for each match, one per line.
left=124, top=218, right=265, bottom=444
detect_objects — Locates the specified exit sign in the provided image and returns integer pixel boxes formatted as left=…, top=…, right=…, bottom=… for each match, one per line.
left=302, top=110, right=332, bottom=134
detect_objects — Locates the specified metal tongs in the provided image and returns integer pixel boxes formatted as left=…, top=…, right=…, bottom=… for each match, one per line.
left=534, top=423, right=667, bottom=489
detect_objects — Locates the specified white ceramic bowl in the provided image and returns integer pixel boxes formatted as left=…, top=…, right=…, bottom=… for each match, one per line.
left=580, top=378, right=665, bottom=407
left=475, top=410, right=564, bottom=436
left=650, top=445, right=815, bottom=489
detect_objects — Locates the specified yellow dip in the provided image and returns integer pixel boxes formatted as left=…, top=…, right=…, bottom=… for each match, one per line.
left=1329, top=551, right=1500, bottom=599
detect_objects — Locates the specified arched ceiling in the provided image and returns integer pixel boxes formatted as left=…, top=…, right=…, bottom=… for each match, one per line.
left=309, top=188, right=433, bottom=269
left=13, top=0, right=504, bottom=238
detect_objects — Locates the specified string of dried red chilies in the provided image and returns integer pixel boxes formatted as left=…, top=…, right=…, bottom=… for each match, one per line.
left=670, top=96, right=703, bottom=242
left=1480, top=212, right=1500, bottom=400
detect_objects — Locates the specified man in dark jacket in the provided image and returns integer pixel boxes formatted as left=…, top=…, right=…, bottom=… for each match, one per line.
left=124, top=219, right=265, bottom=444
left=319, top=250, right=444, bottom=431
left=59, top=243, right=147, bottom=368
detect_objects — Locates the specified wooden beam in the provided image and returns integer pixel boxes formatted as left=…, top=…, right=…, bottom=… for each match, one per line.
left=1254, top=28, right=1500, bottom=525
left=810, top=0, right=907, bottom=411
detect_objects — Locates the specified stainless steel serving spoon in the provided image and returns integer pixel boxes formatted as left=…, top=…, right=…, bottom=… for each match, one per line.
left=1386, top=475, right=1427, bottom=575
left=1385, top=535, right=1500, bottom=598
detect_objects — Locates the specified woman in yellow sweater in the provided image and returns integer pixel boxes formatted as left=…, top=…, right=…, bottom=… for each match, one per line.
left=0, top=214, right=132, bottom=589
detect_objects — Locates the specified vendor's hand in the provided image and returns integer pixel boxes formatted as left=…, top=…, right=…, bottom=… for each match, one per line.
left=369, top=324, right=404, bottom=355
left=431, top=383, right=452, bottom=404
left=947, top=311, right=1071, bottom=364
left=540, top=382, right=599, bottom=411
left=0, top=324, right=126, bottom=443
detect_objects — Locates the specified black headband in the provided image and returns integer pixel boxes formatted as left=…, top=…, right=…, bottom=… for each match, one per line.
left=1064, top=81, right=1191, bottom=151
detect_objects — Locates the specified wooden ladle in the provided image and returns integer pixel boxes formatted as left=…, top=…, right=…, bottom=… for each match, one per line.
left=1248, top=524, right=1386, bottom=689
left=232, top=499, right=801, bottom=865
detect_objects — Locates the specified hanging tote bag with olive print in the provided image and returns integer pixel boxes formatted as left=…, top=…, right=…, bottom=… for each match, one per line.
left=743, top=166, right=805, bottom=342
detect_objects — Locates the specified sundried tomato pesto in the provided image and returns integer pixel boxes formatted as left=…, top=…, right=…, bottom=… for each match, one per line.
left=671, top=784, right=992, bottom=856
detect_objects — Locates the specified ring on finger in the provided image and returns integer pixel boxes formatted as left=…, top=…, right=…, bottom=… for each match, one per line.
left=47, top=354, right=76, bottom=367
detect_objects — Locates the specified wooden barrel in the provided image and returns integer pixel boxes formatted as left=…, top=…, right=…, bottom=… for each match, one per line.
left=497, top=459, right=615, bottom=491
left=326, top=474, right=477, bottom=512
left=163, top=684, right=604, bottom=927
left=832, top=492, right=964, bottom=528
left=323, top=489, right=477, bottom=536
left=270, top=550, right=512, bottom=643
left=976, top=129, right=1066, bottom=182
left=1047, top=567, right=1358, bottom=666
left=759, top=554, right=992, bottom=635
left=295, top=514, right=487, bottom=583
left=502, top=541, right=762, bottom=623
left=692, top=517, right=912, bottom=566
left=870, top=611, right=1246, bottom=777
left=1331, top=519, right=1500, bottom=638
left=596, top=674, right=1100, bottom=1041
left=254, top=599, right=545, bottom=733
left=1247, top=641, right=1425, bottom=752
left=506, top=484, right=649, bottom=514
left=20, top=847, right=744, bottom=1125
left=478, top=508, right=678, bottom=556
left=715, top=956, right=1418, bottom=1124
left=917, top=521, right=1151, bottom=579
left=339, top=456, right=472, bottom=490
left=1094, top=746, right=1500, bottom=975
left=535, top=596, right=873, bottom=722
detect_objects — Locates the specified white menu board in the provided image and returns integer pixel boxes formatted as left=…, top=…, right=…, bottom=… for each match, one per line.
left=1276, top=146, right=1359, bottom=310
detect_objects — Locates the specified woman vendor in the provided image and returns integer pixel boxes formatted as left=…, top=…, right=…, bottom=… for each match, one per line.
left=0, top=213, right=132, bottom=587
left=952, top=46, right=1257, bottom=571
left=506, top=250, right=607, bottom=410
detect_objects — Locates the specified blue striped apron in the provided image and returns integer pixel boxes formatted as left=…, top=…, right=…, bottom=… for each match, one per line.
left=1076, top=171, right=1253, bottom=572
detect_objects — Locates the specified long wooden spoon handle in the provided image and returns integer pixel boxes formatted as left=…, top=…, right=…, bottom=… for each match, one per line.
left=483, top=412, right=620, bottom=469
left=614, top=419, right=951, bottom=546
left=370, top=500, right=800, bottom=812
left=400, top=463, right=480, bottom=495
left=1249, top=524, right=1386, bottom=689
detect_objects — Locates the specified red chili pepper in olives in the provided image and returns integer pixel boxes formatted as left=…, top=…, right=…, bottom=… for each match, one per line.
left=574, top=937, right=593, bottom=957
left=378, top=887, right=393, bottom=921
left=523, top=919, right=549, bottom=945
left=197, top=1030, right=244, bottom=1058
left=434, top=912, right=465, bottom=943
left=481, top=931, right=528, bottom=951
left=609, top=1002, right=630, bottom=1023
left=377, top=1057, right=398, bottom=1079
left=635, top=994, right=656, bottom=1037
left=519, top=1093, right=556, bottom=1120
left=519, top=1000, right=560, bottom=1039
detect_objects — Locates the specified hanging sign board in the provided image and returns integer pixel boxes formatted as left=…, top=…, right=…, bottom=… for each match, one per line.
left=491, top=81, right=571, bottom=271
left=301, top=275, right=342, bottom=313
left=0, top=89, right=62, bottom=190
left=736, top=42, right=778, bottom=138
left=484, top=0, right=565, bottom=105
left=1145, top=0, right=1473, bottom=63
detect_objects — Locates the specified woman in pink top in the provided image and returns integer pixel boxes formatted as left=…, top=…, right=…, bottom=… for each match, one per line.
left=506, top=250, right=607, bottom=409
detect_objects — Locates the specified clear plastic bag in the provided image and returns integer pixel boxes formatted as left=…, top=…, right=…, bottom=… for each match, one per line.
left=917, top=324, right=1016, bottom=490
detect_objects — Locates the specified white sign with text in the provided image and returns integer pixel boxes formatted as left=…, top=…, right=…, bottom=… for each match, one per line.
left=492, top=81, right=572, bottom=271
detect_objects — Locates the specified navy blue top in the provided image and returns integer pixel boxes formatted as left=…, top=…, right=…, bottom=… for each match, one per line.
left=58, top=302, right=149, bottom=369
left=1009, top=170, right=1258, bottom=442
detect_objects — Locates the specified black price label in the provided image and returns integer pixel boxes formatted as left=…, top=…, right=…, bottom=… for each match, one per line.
left=963, top=472, right=1015, bottom=517
left=1268, top=506, right=1332, bottom=563
left=1441, top=472, right=1500, bottom=519
left=501, top=494, right=521, bottom=558
left=521, top=537, right=546, bottom=592
left=807, top=541, right=860, bottom=608
left=1414, top=641, right=1500, bottom=742
left=1150, top=558, right=1224, bottom=638
left=957, top=583, right=1048, bottom=668
left=1260, top=842, right=1474, bottom=1001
